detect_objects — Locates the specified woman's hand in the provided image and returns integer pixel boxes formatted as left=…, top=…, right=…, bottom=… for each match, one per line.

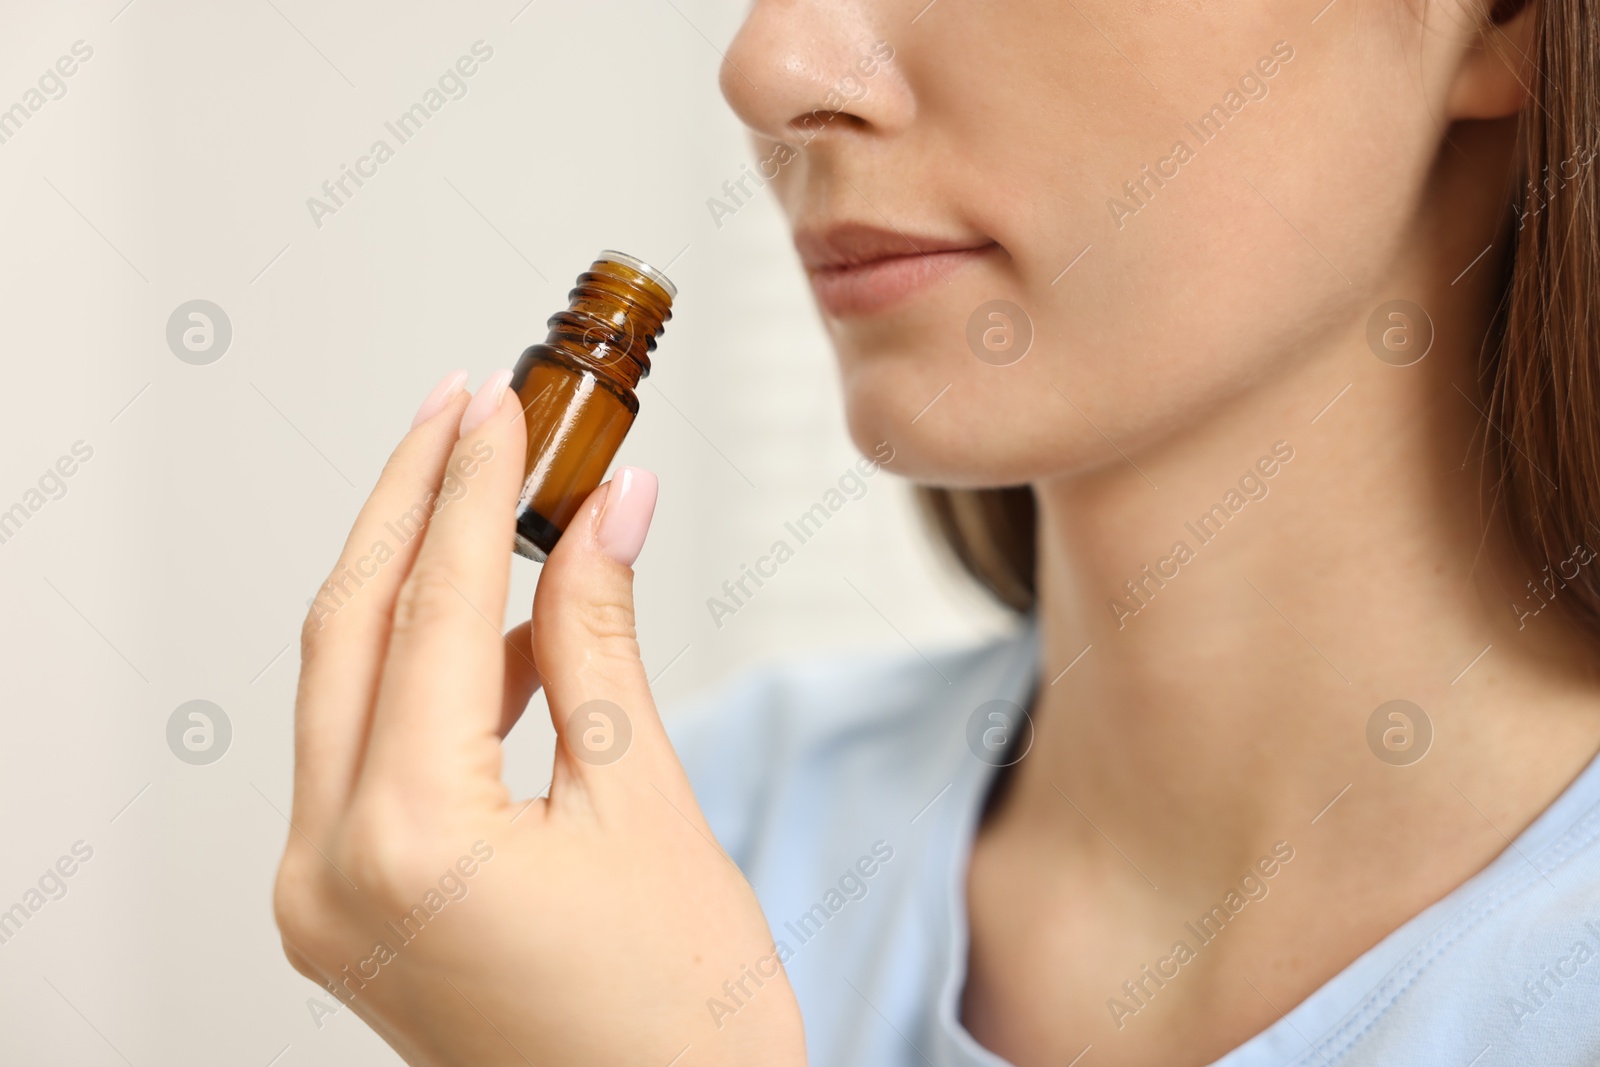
left=271, top=369, right=807, bottom=1067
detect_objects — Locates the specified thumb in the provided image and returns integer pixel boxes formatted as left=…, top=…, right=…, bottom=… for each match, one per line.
left=531, top=467, right=665, bottom=775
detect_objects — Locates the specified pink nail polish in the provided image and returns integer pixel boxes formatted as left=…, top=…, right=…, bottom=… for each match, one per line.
left=411, top=369, right=470, bottom=429
left=596, top=467, right=658, bottom=567
left=459, top=369, right=513, bottom=434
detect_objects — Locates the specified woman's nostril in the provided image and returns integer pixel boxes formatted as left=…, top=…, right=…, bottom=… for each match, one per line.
left=793, top=109, right=869, bottom=135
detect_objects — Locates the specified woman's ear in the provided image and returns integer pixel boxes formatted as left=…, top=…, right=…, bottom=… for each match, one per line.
left=1446, top=0, right=1540, bottom=120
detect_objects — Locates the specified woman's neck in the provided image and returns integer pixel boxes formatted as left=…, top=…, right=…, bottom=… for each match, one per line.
left=1016, top=243, right=1600, bottom=897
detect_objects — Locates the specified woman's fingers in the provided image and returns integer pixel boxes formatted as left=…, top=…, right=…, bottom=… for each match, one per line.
left=531, top=467, right=674, bottom=785
left=499, top=619, right=542, bottom=738
left=362, top=370, right=529, bottom=795
left=290, top=370, right=470, bottom=839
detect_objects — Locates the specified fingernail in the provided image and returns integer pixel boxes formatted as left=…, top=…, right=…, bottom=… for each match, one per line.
left=411, top=369, right=470, bottom=429
left=596, top=466, right=658, bottom=567
left=459, top=369, right=513, bottom=434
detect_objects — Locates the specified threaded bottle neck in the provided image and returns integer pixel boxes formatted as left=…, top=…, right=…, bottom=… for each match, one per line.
left=543, top=251, right=675, bottom=390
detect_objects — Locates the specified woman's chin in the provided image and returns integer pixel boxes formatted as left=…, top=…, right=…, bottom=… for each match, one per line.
left=842, top=411, right=1042, bottom=488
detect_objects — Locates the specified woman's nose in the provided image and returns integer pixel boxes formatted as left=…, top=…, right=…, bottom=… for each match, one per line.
left=719, top=1, right=913, bottom=143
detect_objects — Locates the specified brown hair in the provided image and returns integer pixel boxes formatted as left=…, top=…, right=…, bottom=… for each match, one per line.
left=915, top=484, right=1036, bottom=613
left=1486, top=0, right=1600, bottom=632
left=917, top=2, right=1600, bottom=622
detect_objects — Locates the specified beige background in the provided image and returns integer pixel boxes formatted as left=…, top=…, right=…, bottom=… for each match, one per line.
left=0, top=1, right=1010, bottom=1062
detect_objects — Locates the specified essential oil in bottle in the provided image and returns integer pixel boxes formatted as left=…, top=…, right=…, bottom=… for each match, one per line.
left=508, top=250, right=676, bottom=561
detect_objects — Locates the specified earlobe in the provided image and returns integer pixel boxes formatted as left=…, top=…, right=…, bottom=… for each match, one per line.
left=1446, top=0, right=1540, bottom=120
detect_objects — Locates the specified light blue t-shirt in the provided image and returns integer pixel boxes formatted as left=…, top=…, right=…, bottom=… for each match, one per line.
left=666, top=619, right=1600, bottom=1066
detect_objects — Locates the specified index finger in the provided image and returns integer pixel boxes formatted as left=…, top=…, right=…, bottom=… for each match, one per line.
left=291, top=371, right=470, bottom=839
left=360, top=369, right=529, bottom=795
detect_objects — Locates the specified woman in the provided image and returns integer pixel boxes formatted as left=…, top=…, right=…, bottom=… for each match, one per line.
left=271, top=0, right=1600, bottom=1063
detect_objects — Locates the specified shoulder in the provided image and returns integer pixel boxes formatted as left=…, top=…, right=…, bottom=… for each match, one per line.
left=661, top=622, right=1036, bottom=865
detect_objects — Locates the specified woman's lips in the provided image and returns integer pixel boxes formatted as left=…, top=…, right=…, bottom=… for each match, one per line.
left=796, top=224, right=998, bottom=317
left=807, top=246, right=995, bottom=317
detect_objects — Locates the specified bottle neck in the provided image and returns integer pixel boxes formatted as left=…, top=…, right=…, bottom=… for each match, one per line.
left=542, top=257, right=674, bottom=392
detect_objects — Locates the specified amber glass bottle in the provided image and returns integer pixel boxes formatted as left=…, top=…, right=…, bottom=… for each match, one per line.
left=509, top=251, right=676, bottom=561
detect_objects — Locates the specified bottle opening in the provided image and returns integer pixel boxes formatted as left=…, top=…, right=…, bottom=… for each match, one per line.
left=597, top=249, right=678, bottom=300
